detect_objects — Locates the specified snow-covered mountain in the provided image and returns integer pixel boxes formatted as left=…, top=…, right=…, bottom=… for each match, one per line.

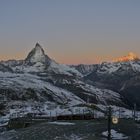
left=25, top=43, right=51, bottom=66
left=70, top=53, right=140, bottom=108
left=70, top=64, right=98, bottom=76
left=0, top=43, right=126, bottom=118
left=0, top=64, right=13, bottom=73
left=1, top=43, right=140, bottom=120
left=1, top=43, right=82, bottom=76
left=81, top=60, right=140, bottom=107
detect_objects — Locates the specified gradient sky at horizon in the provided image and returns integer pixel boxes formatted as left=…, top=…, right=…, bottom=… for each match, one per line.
left=0, top=0, right=140, bottom=64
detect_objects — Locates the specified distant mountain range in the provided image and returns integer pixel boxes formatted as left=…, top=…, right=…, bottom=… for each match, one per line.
left=0, top=43, right=140, bottom=117
left=72, top=53, right=140, bottom=108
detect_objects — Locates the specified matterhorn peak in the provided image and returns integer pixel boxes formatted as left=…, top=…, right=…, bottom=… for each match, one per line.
left=35, top=42, right=41, bottom=46
left=35, top=42, right=42, bottom=49
left=34, top=43, right=45, bottom=53
left=114, top=52, right=139, bottom=62
left=25, top=43, right=51, bottom=65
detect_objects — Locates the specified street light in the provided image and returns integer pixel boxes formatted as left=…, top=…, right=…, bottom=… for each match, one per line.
left=112, top=116, right=119, bottom=125
left=107, top=107, right=119, bottom=140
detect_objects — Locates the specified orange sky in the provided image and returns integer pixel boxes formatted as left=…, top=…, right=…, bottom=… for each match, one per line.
left=0, top=45, right=139, bottom=65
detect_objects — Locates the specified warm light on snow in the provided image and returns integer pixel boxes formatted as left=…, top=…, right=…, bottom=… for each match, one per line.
left=113, top=52, right=139, bottom=62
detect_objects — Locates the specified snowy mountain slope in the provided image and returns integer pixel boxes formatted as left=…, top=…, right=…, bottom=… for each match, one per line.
left=0, top=72, right=83, bottom=104
left=1, top=60, right=23, bottom=67
left=0, top=71, right=123, bottom=105
left=0, top=71, right=124, bottom=118
left=0, top=64, right=13, bottom=73
left=68, top=53, right=140, bottom=107
left=84, top=60, right=140, bottom=107
left=0, top=72, right=85, bottom=116
left=47, top=61, right=82, bottom=77
left=71, top=64, right=98, bottom=76
left=42, top=74, right=123, bottom=106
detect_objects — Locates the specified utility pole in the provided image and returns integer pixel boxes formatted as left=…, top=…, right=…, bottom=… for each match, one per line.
left=134, top=103, right=137, bottom=121
left=107, top=106, right=112, bottom=140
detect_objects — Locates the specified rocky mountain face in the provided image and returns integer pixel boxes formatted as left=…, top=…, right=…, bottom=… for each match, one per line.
left=75, top=59, right=140, bottom=108
left=25, top=43, right=51, bottom=66
left=70, top=64, right=98, bottom=76
left=0, top=64, right=13, bottom=73
left=0, top=44, right=138, bottom=117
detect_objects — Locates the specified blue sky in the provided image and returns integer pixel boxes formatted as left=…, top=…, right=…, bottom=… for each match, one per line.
left=0, top=0, right=140, bottom=64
